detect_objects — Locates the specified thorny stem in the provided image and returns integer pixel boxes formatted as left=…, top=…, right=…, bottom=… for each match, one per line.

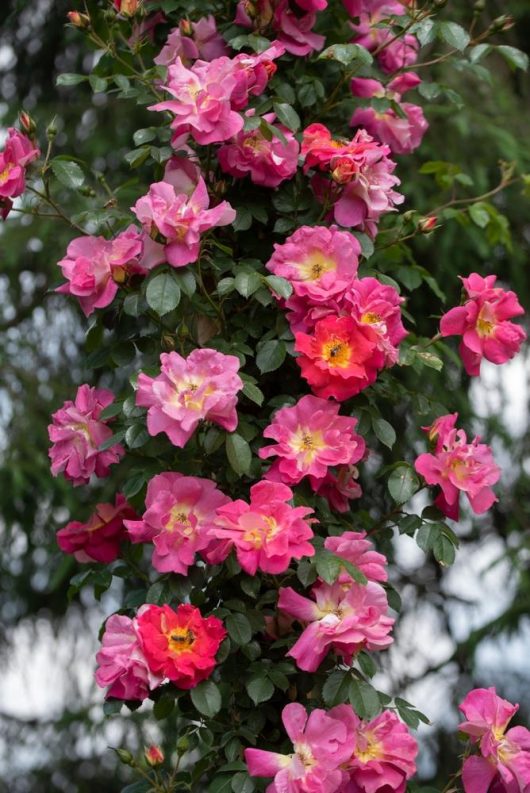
left=26, top=186, right=86, bottom=234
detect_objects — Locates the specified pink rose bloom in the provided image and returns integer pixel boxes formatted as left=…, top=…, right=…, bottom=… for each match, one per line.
left=343, top=0, right=406, bottom=15
left=218, top=115, right=299, bottom=188
left=415, top=414, right=501, bottom=520
left=150, top=57, right=244, bottom=145
left=310, top=466, right=363, bottom=512
left=302, top=124, right=403, bottom=235
left=154, top=16, right=228, bottom=66
left=245, top=702, right=352, bottom=792
left=259, top=394, right=366, bottom=486
left=48, top=385, right=124, bottom=486
left=266, top=225, right=360, bottom=301
left=124, top=472, right=230, bottom=574
left=136, top=349, right=243, bottom=447
left=350, top=8, right=419, bottom=74
left=459, top=688, right=530, bottom=793
left=57, top=493, right=137, bottom=564
left=345, top=276, right=407, bottom=365
left=275, top=0, right=325, bottom=56
left=295, top=0, right=327, bottom=9
left=440, top=273, right=526, bottom=377
left=211, top=480, right=315, bottom=574
left=132, top=177, right=235, bottom=267
left=56, top=225, right=163, bottom=317
left=0, top=128, right=40, bottom=198
left=424, top=412, right=458, bottom=451
left=325, top=530, right=388, bottom=583
left=278, top=579, right=394, bottom=671
left=333, top=705, right=418, bottom=793
left=95, top=612, right=163, bottom=701
left=350, top=74, right=428, bottom=155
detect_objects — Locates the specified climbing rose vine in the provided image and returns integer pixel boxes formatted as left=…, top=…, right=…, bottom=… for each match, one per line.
left=7, top=0, right=530, bottom=789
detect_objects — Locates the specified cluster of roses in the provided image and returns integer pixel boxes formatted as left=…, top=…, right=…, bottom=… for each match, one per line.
left=39, top=0, right=529, bottom=790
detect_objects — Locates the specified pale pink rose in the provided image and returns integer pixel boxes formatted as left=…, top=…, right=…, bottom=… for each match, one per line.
left=344, top=276, right=407, bottom=365
left=350, top=5, right=419, bottom=74
left=149, top=57, right=244, bottom=145
left=332, top=705, right=418, bottom=793
left=56, top=226, right=163, bottom=317
left=350, top=73, right=428, bottom=155
left=124, top=472, right=230, bottom=574
left=48, top=385, right=124, bottom=486
left=278, top=579, right=394, bottom=671
left=440, top=273, right=526, bottom=376
left=302, top=124, right=403, bottom=235
left=259, top=394, right=366, bottom=485
left=230, top=44, right=286, bottom=110
left=245, top=702, right=352, bottom=792
left=459, top=688, right=530, bottom=793
left=0, top=127, right=40, bottom=198
left=324, top=530, right=388, bottom=582
left=415, top=414, right=501, bottom=520
left=132, top=177, right=235, bottom=267
left=211, top=480, right=315, bottom=574
left=218, top=114, right=299, bottom=187
left=95, top=613, right=163, bottom=701
left=136, top=349, right=243, bottom=448
left=266, top=225, right=360, bottom=301
left=57, top=493, right=137, bottom=564
left=154, top=15, right=228, bottom=66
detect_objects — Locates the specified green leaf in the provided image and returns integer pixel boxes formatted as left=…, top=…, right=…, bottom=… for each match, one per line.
left=415, top=350, right=443, bottom=371
left=89, top=74, right=107, bottom=93
left=319, top=43, right=373, bottom=66
left=439, top=22, right=470, bottom=52
left=153, top=693, right=175, bottom=720
left=315, top=550, right=342, bottom=585
left=246, top=677, right=274, bottom=706
left=242, top=381, right=264, bottom=406
left=469, top=202, right=491, bottom=228
left=146, top=272, right=181, bottom=316
left=208, top=778, right=233, bottom=793
left=51, top=159, right=85, bottom=189
left=323, top=670, right=351, bottom=706
left=56, top=73, right=86, bottom=86
left=225, top=433, right=252, bottom=476
left=496, top=45, right=529, bottom=72
left=234, top=270, right=262, bottom=298
left=125, top=424, right=149, bottom=449
left=349, top=679, right=381, bottom=720
left=272, top=102, right=301, bottom=132
left=226, top=613, right=252, bottom=645
left=388, top=465, right=420, bottom=504
left=231, top=772, right=255, bottom=793
left=122, top=471, right=148, bottom=499
left=133, top=127, right=157, bottom=146
left=357, top=651, right=377, bottom=678
left=372, top=417, right=396, bottom=449
left=191, top=680, right=222, bottom=718
left=256, top=340, right=286, bottom=374
left=265, top=275, right=293, bottom=299
left=432, top=531, right=457, bottom=566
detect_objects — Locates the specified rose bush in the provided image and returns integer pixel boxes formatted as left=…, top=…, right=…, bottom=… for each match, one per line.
left=5, top=0, right=530, bottom=789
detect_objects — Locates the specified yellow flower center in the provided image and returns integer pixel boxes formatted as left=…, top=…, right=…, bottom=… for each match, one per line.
left=289, top=427, right=326, bottom=464
left=361, top=312, right=381, bottom=325
left=243, top=516, right=280, bottom=548
left=476, top=306, right=496, bottom=338
left=321, top=337, right=351, bottom=368
left=299, top=251, right=337, bottom=281
left=294, top=742, right=317, bottom=769
left=167, top=627, right=195, bottom=655
left=165, top=505, right=195, bottom=535
left=355, top=732, right=384, bottom=764
left=0, top=165, right=13, bottom=185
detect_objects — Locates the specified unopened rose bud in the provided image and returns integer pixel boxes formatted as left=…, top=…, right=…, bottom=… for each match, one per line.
left=67, top=11, right=90, bottom=28
left=145, top=746, right=164, bottom=767
left=473, top=0, right=485, bottom=12
left=19, top=111, right=36, bottom=136
left=113, top=0, right=140, bottom=15
left=243, top=0, right=258, bottom=19
left=46, top=119, right=58, bottom=140
left=114, top=748, right=134, bottom=765
left=489, top=15, right=514, bottom=32
left=111, top=266, right=127, bottom=284
left=179, top=18, right=193, bottom=36
left=331, top=157, right=355, bottom=185
left=176, top=735, right=189, bottom=755
left=161, top=333, right=176, bottom=351
left=418, top=215, right=437, bottom=232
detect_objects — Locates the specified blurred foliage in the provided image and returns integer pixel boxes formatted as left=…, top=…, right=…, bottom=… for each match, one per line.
left=0, top=0, right=529, bottom=791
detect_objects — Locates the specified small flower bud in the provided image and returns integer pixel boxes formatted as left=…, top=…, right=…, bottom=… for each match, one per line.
left=179, top=18, right=193, bottom=36
left=145, top=746, right=164, bottom=767
left=46, top=119, right=58, bottom=140
left=67, top=11, right=90, bottom=28
left=489, top=15, right=515, bottom=33
left=176, top=736, right=189, bottom=755
left=113, top=0, right=140, bottom=15
left=114, top=748, right=134, bottom=766
left=418, top=215, right=437, bottom=233
left=161, top=333, right=176, bottom=351
left=473, top=0, right=485, bottom=12
left=19, top=111, right=36, bottom=136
